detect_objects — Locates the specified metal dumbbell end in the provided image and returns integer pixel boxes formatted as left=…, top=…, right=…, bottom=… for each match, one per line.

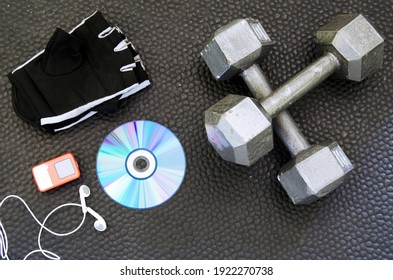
left=200, top=18, right=274, bottom=81
left=275, top=112, right=353, bottom=204
left=205, top=94, right=297, bottom=166
left=278, top=140, right=353, bottom=204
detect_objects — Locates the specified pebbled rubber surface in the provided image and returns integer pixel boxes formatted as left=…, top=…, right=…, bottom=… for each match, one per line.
left=0, top=0, right=392, bottom=260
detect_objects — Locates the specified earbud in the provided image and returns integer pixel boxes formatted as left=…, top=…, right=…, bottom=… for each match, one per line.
left=86, top=207, right=107, bottom=231
left=79, top=185, right=90, bottom=214
left=78, top=185, right=106, bottom=231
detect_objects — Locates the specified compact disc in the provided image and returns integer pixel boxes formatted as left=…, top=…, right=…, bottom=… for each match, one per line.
left=96, top=121, right=186, bottom=209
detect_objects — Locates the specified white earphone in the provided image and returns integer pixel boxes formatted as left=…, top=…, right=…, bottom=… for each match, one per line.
left=79, top=185, right=106, bottom=231
left=0, top=185, right=106, bottom=260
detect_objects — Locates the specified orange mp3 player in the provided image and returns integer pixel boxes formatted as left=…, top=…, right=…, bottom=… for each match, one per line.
left=32, top=153, right=81, bottom=192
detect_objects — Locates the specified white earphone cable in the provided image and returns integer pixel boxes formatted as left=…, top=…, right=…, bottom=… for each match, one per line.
left=0, top=220, right=9, bottom=260
left=34, top=203, right=86, bottom=260
left=0, top=195, right=86, bottom=260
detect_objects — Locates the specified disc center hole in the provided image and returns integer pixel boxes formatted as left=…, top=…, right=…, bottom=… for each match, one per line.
left=134, top=156, right=149, bottom=172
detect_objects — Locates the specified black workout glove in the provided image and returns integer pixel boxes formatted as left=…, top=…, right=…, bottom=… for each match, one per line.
left=8, top=11, right=150, bottom=133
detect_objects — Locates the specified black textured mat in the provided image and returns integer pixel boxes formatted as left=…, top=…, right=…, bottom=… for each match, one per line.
left=0, top=0, right=392, bottom=260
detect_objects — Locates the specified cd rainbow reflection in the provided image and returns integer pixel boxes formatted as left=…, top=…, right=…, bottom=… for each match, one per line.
left=96, top=121, right=186, bottom=209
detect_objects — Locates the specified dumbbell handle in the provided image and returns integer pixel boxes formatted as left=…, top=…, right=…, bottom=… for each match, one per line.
left=261, top=52, right=340, bottom=117
left=241, top=64, right=311, bottom=156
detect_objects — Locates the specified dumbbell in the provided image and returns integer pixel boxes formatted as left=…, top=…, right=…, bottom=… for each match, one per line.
left=201, top=18, right=353, bottom=204
left=202, top=15, right=384, bottom=203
